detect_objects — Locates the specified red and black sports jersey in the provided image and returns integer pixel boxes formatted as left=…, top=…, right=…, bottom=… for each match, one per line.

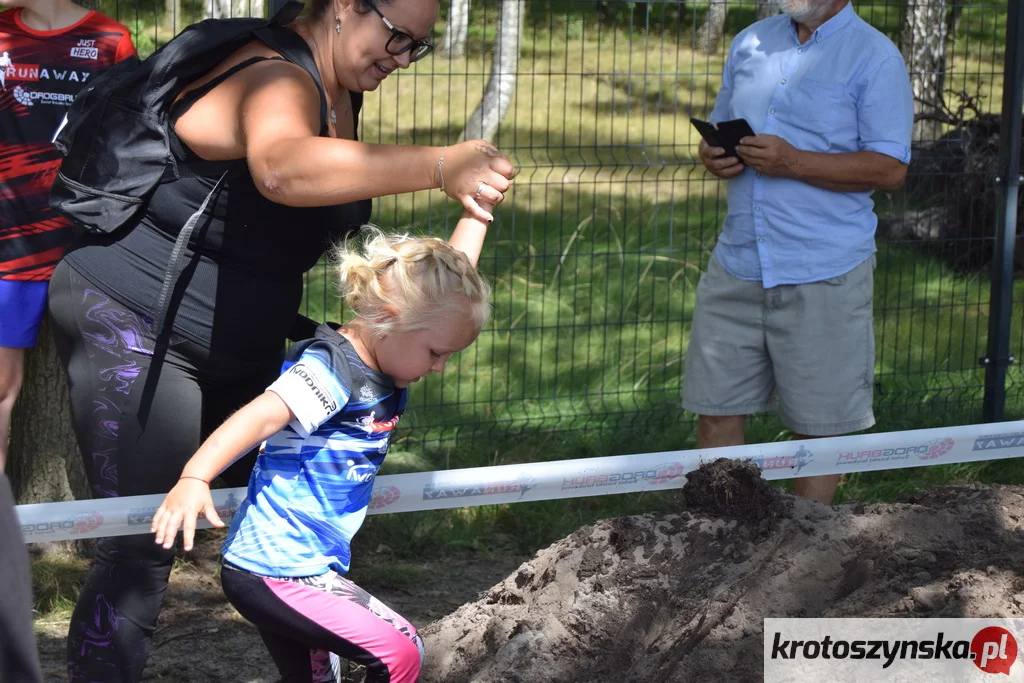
left=0, top=8, right=135, bottom=281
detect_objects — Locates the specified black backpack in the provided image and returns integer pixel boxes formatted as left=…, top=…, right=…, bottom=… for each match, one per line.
left=49, top=0, right=327, bottom=333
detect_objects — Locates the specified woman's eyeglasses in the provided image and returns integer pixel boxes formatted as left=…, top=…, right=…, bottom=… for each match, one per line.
left=364, top=0, right=434, bottom=62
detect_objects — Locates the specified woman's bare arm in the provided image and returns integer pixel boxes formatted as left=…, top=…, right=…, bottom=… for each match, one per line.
left=176, top=59, right=514, bottom=221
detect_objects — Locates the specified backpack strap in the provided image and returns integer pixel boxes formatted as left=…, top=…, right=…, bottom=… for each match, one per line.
left=252, top=25, right=329, bottom=135
left=151, top=170, right=228, bottom=336
left=167, top=55, right=286, bottom=173
left=169, top=55, right=285, bottom=126
left=269, top=0, right=305, bottom=26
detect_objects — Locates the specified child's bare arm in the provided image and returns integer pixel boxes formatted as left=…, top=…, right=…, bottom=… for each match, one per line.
left=151, top=392, right=294, bottom=551
left=448, top=202, right=494, bottom=268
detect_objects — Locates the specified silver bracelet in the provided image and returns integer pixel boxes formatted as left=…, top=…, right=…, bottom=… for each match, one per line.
left=437, top=145, right=447, bottom=193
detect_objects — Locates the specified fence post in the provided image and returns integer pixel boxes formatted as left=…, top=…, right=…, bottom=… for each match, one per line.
left=982, top=0, right=1024, bottom=422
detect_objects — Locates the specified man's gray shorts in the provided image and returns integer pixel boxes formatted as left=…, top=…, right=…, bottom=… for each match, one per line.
left=682, top=253, right=877, bottom=436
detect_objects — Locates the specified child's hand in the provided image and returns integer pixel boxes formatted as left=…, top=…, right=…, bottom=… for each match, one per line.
left=151, top=478, right=225, bottom=551
left=463, top=202, right=495, bottom=224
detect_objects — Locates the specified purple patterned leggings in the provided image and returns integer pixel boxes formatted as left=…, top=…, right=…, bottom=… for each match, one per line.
left=49, top=262, right=281, bottom=683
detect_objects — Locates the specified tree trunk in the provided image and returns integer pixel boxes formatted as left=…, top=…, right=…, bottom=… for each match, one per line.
left=204, top=0, right=233, bottom=19
left=756, top=0, right=780, bottom=20
left=902, top=0, right=948, bottom=141
left=244, top=0, right=266, bottom=18
left=695, top=0, right=728, bottom=55
left=7, top=317, right=87, bottom=508
left=163, top=0, right=183, bottom=32
left=460, top=0, right=522, bottom=143
left=441, top=0, right=471, bottom=59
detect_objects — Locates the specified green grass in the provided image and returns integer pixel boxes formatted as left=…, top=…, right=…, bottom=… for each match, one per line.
left=30, top=554, right=89, bottom=624
left=301, top=188, right=1024, bottom=451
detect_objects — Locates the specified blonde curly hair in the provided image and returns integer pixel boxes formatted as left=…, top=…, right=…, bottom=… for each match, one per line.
left=332, top=227, right=491, bottom=338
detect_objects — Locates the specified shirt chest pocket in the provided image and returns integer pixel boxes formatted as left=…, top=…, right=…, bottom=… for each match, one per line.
left=788, top=78, right=847, bottom=129
left=786, top=77, right=858, bottom=150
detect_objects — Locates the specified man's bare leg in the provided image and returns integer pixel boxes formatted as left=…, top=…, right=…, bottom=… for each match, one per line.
left=790, top=433, right=840, bottom=504
left=696, top=414, right=745, bottom=449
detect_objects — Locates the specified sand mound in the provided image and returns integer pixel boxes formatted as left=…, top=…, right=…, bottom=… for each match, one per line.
left=421, top=461, right=1024, bottom=682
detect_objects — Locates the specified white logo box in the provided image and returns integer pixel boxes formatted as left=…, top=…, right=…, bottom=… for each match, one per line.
left=765, top=618, right=1024, bottom=681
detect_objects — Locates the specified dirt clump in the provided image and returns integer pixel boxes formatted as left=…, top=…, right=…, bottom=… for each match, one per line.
left=682, top=457, right=791, bottom=535
left=420, top=483, right=1024, bottom=683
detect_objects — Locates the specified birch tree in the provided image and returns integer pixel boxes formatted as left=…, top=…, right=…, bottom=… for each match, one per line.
left=163, top=0, right=183, bottom=32
left=695, top=0, right=728, bottom=55
left=901, top=0, right=949, bottom=140
left=460, top=0, right=523, bottom=143
left=441, top=0, right=471, bottom=59
left=205, top=0, right=265, bottom=19
left=756, top=0, right=780, bottom=20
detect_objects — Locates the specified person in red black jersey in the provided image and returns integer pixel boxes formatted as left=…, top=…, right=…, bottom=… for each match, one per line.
left=0, top=0, right=135, bottom=471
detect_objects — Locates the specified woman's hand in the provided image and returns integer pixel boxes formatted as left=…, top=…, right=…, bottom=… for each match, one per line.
left=151, top=478, right=225, bottom=552
left=441, top=140, right=516, bottom=222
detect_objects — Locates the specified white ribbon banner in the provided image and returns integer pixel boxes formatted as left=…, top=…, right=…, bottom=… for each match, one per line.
left=16, top=420, right=1024, bottom=543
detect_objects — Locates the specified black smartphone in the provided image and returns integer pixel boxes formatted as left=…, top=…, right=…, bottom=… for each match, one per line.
left=691, top=117, right=755, bottom=159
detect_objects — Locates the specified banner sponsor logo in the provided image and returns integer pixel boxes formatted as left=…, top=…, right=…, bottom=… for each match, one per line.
left=126, top=493, right=240, bottom=527
left=127, top=506, right=159, bottom=526
left=749, top=445, right=814, bottom=474
left=973, top=432, right=1024, bottom=452
left=561, top=461, right=685, bottom=491
left=424, top=476, right=536, bottom=501
left=22, top=511, right=103, bottom=537
left=836, top=438, right=954, bottom=467
left=649, top=461, right=686, bottom=485
left=369, top=485, right=401, bottom=510
left=214, top=492, right=242, bottom=522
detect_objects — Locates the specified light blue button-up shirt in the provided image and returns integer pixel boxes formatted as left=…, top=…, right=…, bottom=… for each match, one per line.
left=709, top=2, right=913, bottom=287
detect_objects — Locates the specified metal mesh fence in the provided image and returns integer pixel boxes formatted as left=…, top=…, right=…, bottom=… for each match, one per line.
left=88, top=0, right=1021, bottom=451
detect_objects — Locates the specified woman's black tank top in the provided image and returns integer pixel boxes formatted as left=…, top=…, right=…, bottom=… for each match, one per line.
left=65, top=49, right=370, bottom=361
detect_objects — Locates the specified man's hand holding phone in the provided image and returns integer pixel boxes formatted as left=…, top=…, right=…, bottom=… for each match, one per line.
left=692, top=117, right=754, bottom=179
left=734, top=134, right=800, bottom=178
left=698, top=138, right=746, bottom=179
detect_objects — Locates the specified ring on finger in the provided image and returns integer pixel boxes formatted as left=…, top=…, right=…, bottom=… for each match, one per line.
left=475, top=182, right=487, bottom=200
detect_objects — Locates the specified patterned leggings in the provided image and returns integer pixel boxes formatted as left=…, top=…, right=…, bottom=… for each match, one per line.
left=220, top=562, right=424, bottom=683
left=48, top=261, right=280, bottom=682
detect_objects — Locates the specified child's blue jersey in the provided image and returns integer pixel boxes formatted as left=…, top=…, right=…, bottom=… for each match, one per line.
left=222, top=324, right=406, bottom=577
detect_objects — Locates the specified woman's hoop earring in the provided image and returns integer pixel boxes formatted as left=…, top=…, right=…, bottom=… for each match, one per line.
left=335, top=14, right=341, bottom=34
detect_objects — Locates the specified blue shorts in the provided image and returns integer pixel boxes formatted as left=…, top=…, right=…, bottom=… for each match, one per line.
left=0, top=279, right=49, bottom=348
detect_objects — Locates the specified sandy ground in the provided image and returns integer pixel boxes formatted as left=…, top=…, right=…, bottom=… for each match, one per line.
left=33, top=532, right=526, bottom=682
left=421, top=460, right=1024, bottom=682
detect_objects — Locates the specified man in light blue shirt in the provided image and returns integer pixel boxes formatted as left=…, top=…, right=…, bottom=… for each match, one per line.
left=682, top=0, right=913, bottom=504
